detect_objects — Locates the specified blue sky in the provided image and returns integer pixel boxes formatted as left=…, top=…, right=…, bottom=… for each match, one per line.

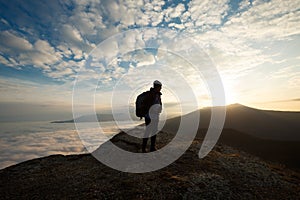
left=0, top=0, right=300, bottom=121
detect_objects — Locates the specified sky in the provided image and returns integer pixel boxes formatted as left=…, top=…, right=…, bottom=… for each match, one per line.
left=0, top=0, right=300, bottom=121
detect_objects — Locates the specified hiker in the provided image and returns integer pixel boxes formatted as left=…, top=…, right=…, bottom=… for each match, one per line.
left=141, top=80, right=162, bottom=153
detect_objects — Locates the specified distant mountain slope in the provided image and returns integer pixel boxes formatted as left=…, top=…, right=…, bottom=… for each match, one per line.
left=51, top=114, right=115, bottom=123
left=162, top=104, right=300, bottom=169
left=52, top=113, right=136, bottom=123
left=218, top=129, right=300, bottom=169
left=163, top=104, right=300, bottom=141
left=224, top=104, right=300, bottom=140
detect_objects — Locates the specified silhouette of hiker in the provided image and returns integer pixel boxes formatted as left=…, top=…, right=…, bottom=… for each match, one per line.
left=142, top=80, right=162, bottom=153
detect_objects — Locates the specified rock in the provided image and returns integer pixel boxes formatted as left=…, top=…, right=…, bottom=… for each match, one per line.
left=0, top=130, right=299, bottom=199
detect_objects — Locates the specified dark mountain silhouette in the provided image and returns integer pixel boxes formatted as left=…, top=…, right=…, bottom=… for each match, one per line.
left=163, top=103, right=300, bottom=140
left=224, top=104, right=300, bottom=140
left=218, top=129, right=300, bottom=169
left=162, top=104, right=300, bottom=169
left=51, top=113, right=136, bottom=123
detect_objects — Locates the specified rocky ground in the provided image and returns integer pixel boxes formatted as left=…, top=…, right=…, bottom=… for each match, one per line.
left=0, top=130, right=299, bottom=199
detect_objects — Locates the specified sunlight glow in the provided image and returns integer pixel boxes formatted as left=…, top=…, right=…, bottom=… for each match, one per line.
left=222, top=79, right=238, bottom=105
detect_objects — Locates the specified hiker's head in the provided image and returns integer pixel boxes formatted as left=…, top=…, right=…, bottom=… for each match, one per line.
left=153, top=80, right=162, bottom=92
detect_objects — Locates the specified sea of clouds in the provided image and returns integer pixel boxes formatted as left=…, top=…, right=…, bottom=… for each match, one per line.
left=0, top=121, right=141, bottom=169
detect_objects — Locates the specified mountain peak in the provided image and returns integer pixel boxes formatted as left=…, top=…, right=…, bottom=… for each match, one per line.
left=226, top=103, right=248, bottom=108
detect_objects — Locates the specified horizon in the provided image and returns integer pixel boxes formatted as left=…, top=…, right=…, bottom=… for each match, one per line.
left=0, top=0, right=300, bottom=122
left=0, top=102, right=299, bottom=123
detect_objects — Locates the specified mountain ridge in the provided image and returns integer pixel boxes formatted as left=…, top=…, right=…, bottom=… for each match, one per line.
left=162, top=103, right=300, bottom=141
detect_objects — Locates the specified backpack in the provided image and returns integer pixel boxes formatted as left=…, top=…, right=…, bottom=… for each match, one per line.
left=135, top=91, right=149, bottom=118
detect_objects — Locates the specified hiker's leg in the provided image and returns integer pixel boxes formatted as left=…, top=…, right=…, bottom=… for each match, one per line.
left=150, top=135, right=157, bottom=152
left=142, top=138, right=148, bottom=152
left=142, top=115, right=151, bottom=152
left=150, top=116, right=159, bottom=152
left=144, top=115, right=151, bottom=138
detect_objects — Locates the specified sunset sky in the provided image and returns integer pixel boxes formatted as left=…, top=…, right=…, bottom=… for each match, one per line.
left=0, top=0, right=299, bottom=121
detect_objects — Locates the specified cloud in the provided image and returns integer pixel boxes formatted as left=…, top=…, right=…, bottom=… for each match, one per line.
left=164, top=3, right=186, bottom=19
left=0, top=31, right=33, bottom=52
left=0, top=128, right=86, bottom=169
left=0, top=54, right=19, bottom=68
left=288, top=76, right=300, bottom=88
left=238, top=0, right=251, bottom=10
left=31, top=40, right=61, bottom=69
left=187, top=0, right=229, bottom=28
left=221, top=0, right=300, bottom=40
left=61, top=24, right=84, bottom=43
left=168, top=22, right=185, bottom=30
left=47, top=68, right=74, bottom=79
left=132, top=51, right=156, bottom=67
left=0, top=120, right=143, bottom=169
left=0, top=0, right=299, bottom=110
left=180, top=0, right=300, bottom=84
left=0, top=77, right=74, bottom=104
left=0, top=31, right=59, bottom=70
left=0, top=1, right=101, bottom=80
left=269, top=98, right=300, bottom=103
left=269, top=65, right=300, bottom=79
left=0, top=29, right=86, bottom=78
left=68, top=0, right=106, bottom=35
left=1, top=0, right=230, bottom=82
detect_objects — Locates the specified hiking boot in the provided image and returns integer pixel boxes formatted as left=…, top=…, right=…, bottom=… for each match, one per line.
left=150, top=146, right=157, bottom=152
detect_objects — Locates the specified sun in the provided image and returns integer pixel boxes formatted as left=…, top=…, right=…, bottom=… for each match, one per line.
left=222, top=80, right=238, bottom=105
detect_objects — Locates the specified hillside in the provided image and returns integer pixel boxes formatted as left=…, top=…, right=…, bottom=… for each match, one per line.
left=217, top=129, right=300, bottom=169
left=0, top=130, right=299, bottom=199
left=163, top=104, right=300, bottom=141
left=224, top=104, right=300, bottom=140
left=51, top=113, right=135, bottom=123
left=162, top=104, right=300, bottom=169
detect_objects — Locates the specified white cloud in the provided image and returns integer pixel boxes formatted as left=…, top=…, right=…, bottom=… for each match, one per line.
left=0, top=129, right=86, bottom=169
left=69, top=0, right=106, bottom=36
left=150, top=11, right=164, bottom=26
left=0, top=0, right=299, bottom=109
left=0, top=0, right=182, bottom=82
left=47, top=68, right=74, bottom=79
left=0, top=54, right=19, bottom=68
left=0, top=18, right=9, bottom=25
left=288, top=76, right=300, bottom=88
left=187, top=0, right=229, bottom=28
left=269, top=65, right=300, bottom=79
left=0, top=28, right=87, bottom=79
left=166, top=3, right=185, bottom=18
left=34, top=40, right=53, bottom=53
left=181, top=0, right=300, bottom=81
left=117, top=29, right=146, bottom=55
left=0, top=31, right=33, bottom=52
left=134, top=51, right=156, bottom=67
left=61, top=24, right=83, bottom=43
left=239, top=0, right=251, bottom=10
left=222, top=0, right=300, bottom=40
left=0, top=32, right=62, bottom=71
left=29, top=40, right=61, bottom=69
left=168, top=22, right=185, bottom=29
left=0, top=77, right=74, bottom=103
